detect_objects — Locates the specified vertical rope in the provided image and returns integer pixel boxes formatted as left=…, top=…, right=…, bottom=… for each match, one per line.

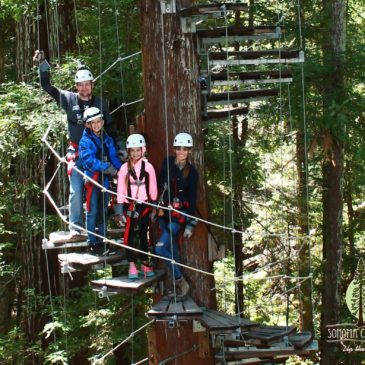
left=223, top=8, right=241, bottom=322
left=73, top=0, right=81, bottom=55
left=296, top=0, right=315, bottom=327
left=113, top=0, right=129, bottom=133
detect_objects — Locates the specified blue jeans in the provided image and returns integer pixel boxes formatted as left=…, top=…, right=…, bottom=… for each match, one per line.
left=86, top=186, right=109, bottom=245
left=69, top=160, right=84, bottom=231
left=155, top=218, right=182, bottom=279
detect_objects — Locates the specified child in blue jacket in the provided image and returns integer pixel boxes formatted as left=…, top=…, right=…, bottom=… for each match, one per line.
left=79, top=107, right=122, bottom=255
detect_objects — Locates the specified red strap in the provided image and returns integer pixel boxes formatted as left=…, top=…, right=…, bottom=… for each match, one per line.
left=85, top=172, right=99, bottom=212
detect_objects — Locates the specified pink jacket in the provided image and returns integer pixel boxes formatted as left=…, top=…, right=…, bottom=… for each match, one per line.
left=117, top=158, right=157, bottom=204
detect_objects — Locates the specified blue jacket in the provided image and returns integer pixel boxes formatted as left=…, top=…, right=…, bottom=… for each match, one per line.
left=79, top=128, right=122, bottom=188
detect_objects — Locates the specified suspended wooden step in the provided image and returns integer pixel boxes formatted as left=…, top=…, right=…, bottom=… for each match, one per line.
left=200, top=309, right=259, bottom=333
left=203, top=106, right=249, bottom=122
left=91, top=269, right=166, bottom=297
left=240, top=325, right=296, bottom=347
left=42, top=230, right=88, bottom=250
left=215, top=355, right=289, bottom=365
left=148, top=295, right=203, bottom=319
left=209, top=70, right=293, bottom=86
left=217, top=340, right=318, bottom=361
left=208, top=49, right=304, bottom=66
left=107, top=227, right=125, bottom=238
left=58, top=250, right=125, bottom=273
left=288, top=331, right=313, bottom=349
left=197, top=26, right=281, bottom=46
left=206, top=89, right=278, bottom=107
left=181, top=3, right=248, bottom=17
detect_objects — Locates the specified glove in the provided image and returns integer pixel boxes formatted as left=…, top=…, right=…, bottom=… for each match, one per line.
left=33, top=50, right=50, bottom=72
left=104, top=164, right=118, bottom=176
left=114, top=214, right=127, bottom=227
left=150, top=208, right=157, bottom=222
left=33, top=50, right=45, bottom=63
left=183, top=220, right=197, bottom=239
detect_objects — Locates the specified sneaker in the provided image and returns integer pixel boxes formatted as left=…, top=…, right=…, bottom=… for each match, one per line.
left=69, top=230, right=81, bottom=237
left=140, top=264, right=155, bottom=278
left=128, top=262, right=139, bottom=279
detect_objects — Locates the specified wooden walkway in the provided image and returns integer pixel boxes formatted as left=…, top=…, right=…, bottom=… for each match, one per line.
left=148, top=295, right=203, bottom=319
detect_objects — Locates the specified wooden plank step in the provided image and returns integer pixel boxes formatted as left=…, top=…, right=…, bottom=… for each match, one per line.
left=58, top=251, right=125, bottom=270
left=215, top=355, right=289, bottom=365
left=288, top=331, right=313, bottom=349
left=49, top=230, right=87, bottom=244
left=209, top=49, right=301, bottom=60
left=43, top=240, right=88, bottom=250
left=209, top=70, right=293, bottom=86
left=207, top=89, right=278, bottom=106
left=148, top=295, right=203, bottom=318
left=221, top=340, right=318, bottom=361
left=198, top=26, right=281, bottom=44
left=181, top=3, right=248, bottom=17
left=209, top=50, right=304, bottom=66
left=241, top=325, right=296, bottom=343
left=203, top=106, right=249, bottom=121
left=201, top=308, right=259, bottom=332
left=91, top=269, right=165, bottom=295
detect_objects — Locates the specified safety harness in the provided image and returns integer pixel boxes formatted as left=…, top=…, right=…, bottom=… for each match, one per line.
left=123, top=160, right=151, bottom=246
left=84, top=131, right=110, bottom=212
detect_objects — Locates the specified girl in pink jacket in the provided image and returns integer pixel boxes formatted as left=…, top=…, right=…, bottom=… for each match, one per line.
left=116, top=134, right=157, bottom=279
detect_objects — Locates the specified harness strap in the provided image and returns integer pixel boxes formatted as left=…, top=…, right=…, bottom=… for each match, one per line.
left=85, top=172, right=100, bottom=212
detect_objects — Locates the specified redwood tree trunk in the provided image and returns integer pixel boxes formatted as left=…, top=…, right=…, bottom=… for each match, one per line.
left=141, top=0, right=216, bottom=363
left=320, top=0, right=346, bottom=364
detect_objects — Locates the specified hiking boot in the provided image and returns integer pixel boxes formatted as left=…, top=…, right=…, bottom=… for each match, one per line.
left=175, top=276, right=189, bottom=298
left=140, top=264, right=155, bottom=278
left=128, top=262, right=139, bottom=279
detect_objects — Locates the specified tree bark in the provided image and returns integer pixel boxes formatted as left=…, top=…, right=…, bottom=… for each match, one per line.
left=320, top=1, right=346, bottom=364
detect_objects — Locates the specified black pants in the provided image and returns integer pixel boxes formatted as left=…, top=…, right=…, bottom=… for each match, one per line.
left=123, top=203, right=150, bottom=263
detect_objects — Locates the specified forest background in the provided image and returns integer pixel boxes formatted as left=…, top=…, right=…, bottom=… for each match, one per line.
left=0, top=0, right=364, bottom=364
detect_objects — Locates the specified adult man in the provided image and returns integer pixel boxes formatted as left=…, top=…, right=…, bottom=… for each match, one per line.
left=33, top=50, right=113, bottom=236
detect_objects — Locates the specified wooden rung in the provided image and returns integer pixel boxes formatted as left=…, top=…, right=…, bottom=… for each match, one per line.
left=221, top=340, right=318, bottom=360
left=210, top=70, right=293, bottom=82
left=288, top=331, right=313, bottom=349
left=209, top=49, right=301, bottom=60
left=43, top=240, right=88, bottom=250
left=49, top=230, right=87, bottom=244
left=148, top=295, right=203, bottom=318
left=58, top=251, right=125, bottom=270
left=207, top=89, right=278, bottom=106
left=241, top=325, right=296, bottom=342
left=180, top=3, right=248, bottom=17
left=91, top=269, right=165, bottom=295
left=202, top=106, right=249, bottom=121
left=200, top=308, right=259, bottom=331
left=198, top=26, right=281, bottom=44
left=215, top=355, right=289, bottom=365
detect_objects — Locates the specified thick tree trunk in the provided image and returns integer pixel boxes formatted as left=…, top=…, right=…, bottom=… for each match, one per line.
left=141, top=0, right=216, bottom=363
left=320, top=1, right=346, bottom=364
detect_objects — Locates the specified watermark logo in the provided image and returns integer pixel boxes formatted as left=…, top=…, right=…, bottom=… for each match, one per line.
left=326, top=258, right=365, bottom=353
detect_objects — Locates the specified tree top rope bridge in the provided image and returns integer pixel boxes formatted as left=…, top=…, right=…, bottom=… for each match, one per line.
left=39, top=1, right=318, bottom=364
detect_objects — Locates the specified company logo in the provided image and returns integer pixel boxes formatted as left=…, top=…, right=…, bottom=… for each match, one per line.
left=326, top=258, right=365, bottom=353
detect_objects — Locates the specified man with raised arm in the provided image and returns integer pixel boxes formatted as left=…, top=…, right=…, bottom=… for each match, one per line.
left=33, top=50, right=114, bottom=236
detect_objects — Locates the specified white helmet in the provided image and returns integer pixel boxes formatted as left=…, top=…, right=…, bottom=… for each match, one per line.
left=83, top=107, right=103, bottom=123
left=126, top=134, right=146, bottom=148
left=173, top=132, right=193, bottom=147
left=75, top=68, right=94, bottom=83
